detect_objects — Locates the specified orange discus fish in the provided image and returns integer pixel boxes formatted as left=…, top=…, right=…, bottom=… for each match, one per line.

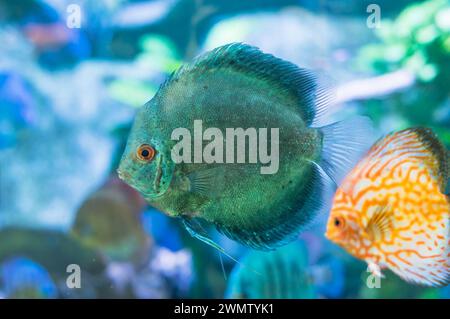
left=325, top=127, right=450, bottom=287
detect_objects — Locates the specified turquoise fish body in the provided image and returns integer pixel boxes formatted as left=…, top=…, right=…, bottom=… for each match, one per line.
left=118, top=43, right=373, bottom=250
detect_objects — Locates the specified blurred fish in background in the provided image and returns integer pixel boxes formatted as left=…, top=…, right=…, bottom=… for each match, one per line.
left=0, top=227, right=107, bottom=298
left=71, top=176, right=150, bottom=264
left=0, top=0, right=449, bottom=299
left=225, top=241, right=316, bottom=299
left=0, top=257, right=57, bottom=299
left=225, top=239, right=346, bottom=299
left=71, top=175, right=193, bottom=298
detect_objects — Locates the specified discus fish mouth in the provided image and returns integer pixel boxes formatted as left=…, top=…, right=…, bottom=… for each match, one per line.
left=324, top=227, right=342, bottom=243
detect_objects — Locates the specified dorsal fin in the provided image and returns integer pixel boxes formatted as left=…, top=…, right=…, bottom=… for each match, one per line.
left=409, top=128, right=448, bottom=193
left=366, top=127, right=448, bottom=193
left=164, top=43, right=332, bottom=126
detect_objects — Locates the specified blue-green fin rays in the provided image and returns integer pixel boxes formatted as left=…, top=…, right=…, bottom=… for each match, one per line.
left=301, top=161, right=336, bottom=231
left=186, top=167, right=225, bottom=197
left=309, top=71, right=337, bottom=128
left=181, top=217, right=262, bottom=276
left=215, top=163, right=332, bottom=251
left=219, top=253, right=227, bottom=281
left=318, top=116, right=376, bottom=186
left=165, top=43, right=332, bottom=126
left=182, top=217, right=240, bottom=264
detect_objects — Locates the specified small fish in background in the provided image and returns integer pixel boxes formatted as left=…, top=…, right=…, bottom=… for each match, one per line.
left=326, top=127, right=450, bottom=287
left=0, top=257, right=57, bottom=299
left=71, top=177, right=194, bottom=298
left=225, top=241, right=316, bottom=299
left=118, top=43, right=374, bottom=251
left=0, top=227, right=108, bottom=298
left=71, top=176, right=151, bottom=265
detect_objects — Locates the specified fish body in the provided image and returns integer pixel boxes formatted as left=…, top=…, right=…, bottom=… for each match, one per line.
left=118, top=43, right=373, bottom=250
left=326, top=128, right=450, bottom=287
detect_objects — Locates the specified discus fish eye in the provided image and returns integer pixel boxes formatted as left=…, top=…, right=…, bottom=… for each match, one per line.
left=333, top=216, right=346, bottom=229
left=136, top=144, right=156, bottom=162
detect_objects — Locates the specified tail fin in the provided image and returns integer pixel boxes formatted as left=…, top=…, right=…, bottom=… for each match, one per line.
left=363, top=127, right=448, bottom=194
left=318, top=116, right=376, bottom=186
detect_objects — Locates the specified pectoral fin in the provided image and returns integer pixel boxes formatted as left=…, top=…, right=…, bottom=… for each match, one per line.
left=366, top=206, right=392, bottom=242
left=186, top=167, right=225, bottom=197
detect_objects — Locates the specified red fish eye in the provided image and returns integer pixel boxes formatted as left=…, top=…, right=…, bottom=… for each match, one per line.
left=136, top=144, right=155, bottom=162
left=334, top=216, right=345, bottom=229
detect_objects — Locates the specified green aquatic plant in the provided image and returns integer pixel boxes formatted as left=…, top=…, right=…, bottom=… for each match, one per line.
left=138, top=34, right=182, bottom=73
left=356, top=0, right=450, bottom=145
left=108, top=34, right=182, bottom=108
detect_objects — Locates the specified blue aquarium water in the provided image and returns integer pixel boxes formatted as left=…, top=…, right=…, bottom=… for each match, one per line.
left=0, top=0, right=448, bottom=299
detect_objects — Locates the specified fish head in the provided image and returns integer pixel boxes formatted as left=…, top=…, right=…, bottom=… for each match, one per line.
left=325, top=190, right=368, bottom=259
left=117, top=107, right=175, bottom=200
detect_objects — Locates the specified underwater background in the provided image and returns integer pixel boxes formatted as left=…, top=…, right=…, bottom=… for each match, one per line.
left=0, top=0, right=449, bottom=299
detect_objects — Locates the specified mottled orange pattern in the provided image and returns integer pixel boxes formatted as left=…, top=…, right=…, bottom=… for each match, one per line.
left=326, top=128, right=449, bottom=287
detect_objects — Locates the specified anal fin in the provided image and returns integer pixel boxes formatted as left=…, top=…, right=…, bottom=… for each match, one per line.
left=215, top=163, right=334, bottom=250
left=318, top=116, right=375, bottom=187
